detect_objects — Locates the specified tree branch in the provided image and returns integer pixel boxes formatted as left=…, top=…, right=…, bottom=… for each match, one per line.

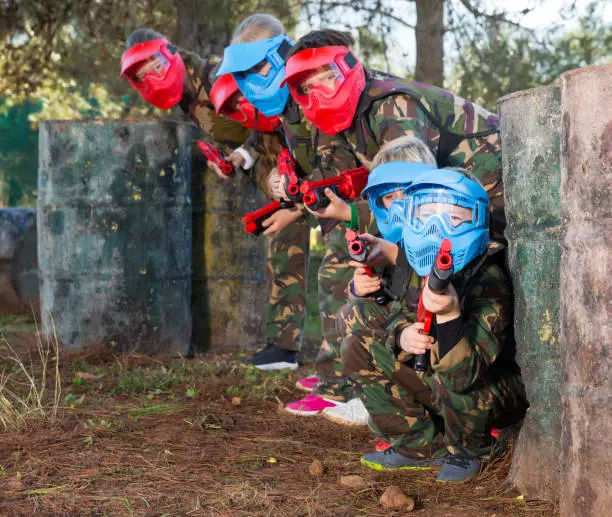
left=457, top=0, right=533, bottom=28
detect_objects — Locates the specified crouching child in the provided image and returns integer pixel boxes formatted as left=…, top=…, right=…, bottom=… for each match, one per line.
left=340, top=168, right=528, bottom=482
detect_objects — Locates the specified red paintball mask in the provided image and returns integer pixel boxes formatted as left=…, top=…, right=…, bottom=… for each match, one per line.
left=282, top=46, right=366, bottom=135
left=120, top=38, right=185, bottom=110
left=210, top=73, right=281, bottom=133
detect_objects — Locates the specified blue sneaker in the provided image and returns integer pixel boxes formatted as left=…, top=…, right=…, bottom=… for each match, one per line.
left=361, top=447, right=445, bottom=471
left=436, top=454, right=482, bottom=482
left=243, top=344, right=298, bottom=371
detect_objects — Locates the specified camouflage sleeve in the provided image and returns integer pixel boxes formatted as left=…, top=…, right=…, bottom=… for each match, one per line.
left=429, top=263, right=513, bottom=394
left=178, top=48, right=250, bottom=147
left=368, top=94, right=440, bottom=147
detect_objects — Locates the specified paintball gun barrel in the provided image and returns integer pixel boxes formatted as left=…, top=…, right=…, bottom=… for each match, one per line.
left=277, top=148, right=302, bottom=202
left=242, top=200, right=295, bottom=236
left=414, top=239, right=454, bottom=372
left=345, top=229, right=393, bottom=305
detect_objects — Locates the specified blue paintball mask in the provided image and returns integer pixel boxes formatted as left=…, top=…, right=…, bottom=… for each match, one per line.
left=216, top=34, right=294, bottom=116
left=401, top=169, right=490, bottom=275
left=361, top=162, right=437, bottom=243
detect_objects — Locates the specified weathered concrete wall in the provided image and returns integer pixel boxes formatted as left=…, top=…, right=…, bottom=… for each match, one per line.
left=38, top=120, right=192, bottom=355
left=191, top=136, right=267, bottom=350
left=559, top=64, right=612, bottom=517
left=499, top=86, right=563, bottom=502
left=0, top=208, right=36, bottom=314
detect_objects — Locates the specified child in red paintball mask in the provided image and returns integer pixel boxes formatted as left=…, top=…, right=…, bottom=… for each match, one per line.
left=280, top=30, right=506, bottom=243
left=120, top=29, right=250, bottom=177
left=120, top=29, right=308, bottom=369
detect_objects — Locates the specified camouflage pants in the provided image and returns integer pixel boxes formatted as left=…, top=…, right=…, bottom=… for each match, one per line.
left=265, top=217, right=309, bottom=352
left=312, top=225, right=356, bottom=401
left=338, top=297, right=512, bottom=458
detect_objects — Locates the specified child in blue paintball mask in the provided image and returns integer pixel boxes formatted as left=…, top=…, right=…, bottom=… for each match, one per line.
left=216, top=14, right=294, bottom=116
left=350, top=136, right=436, bottom=300
left=340, top=168, right=527, bottom=482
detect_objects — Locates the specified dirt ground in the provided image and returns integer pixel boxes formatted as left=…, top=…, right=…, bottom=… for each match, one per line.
left=0, top=321, right=557, bottom=517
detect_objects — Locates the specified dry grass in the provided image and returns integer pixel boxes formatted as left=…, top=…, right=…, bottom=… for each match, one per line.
left=0, top=328, right=558, bottom=517
left=0, top=314, right=61, bottom=431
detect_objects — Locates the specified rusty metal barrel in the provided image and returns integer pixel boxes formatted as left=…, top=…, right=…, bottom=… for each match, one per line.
left=559, top=65, right=612, bottom=517
left=498, top=85, right=563, bottom=501
left=0, top=208, right=36, bottom=313
left=190, top=136, right=267, bottom=350
left=38, top=120, right=192, bottom=354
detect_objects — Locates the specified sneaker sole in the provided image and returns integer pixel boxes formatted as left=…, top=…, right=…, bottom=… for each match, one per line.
left=250, top=362, right=299, bottom=371
left=360, top=457, right=436, bottom=471
left=436, top=473, right=478, bottom=483
left=283, top=407, right=323, bottom=416
left=321, top=410, right=369, bottom=427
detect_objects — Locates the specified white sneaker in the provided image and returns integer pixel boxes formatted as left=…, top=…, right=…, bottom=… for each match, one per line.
left=321, top=398, right=370, bottom=427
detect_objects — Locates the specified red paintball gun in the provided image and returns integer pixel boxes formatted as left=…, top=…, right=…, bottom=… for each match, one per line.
left=300, top=166, right=369, bottom=211
left=277, top=148, right=303, bottom=202
left=414, top=239, right=454, bottom=372
left=198, top=141, right=234, bottom=176
left=242, top=200, right=294, bottom=236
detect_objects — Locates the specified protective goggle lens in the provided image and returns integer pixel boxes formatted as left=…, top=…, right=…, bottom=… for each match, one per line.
left=407, top=190, right=477, bottom=234
left=133, top=52, right=170, bottom=82
left=295, top=63, right=344, bottom=97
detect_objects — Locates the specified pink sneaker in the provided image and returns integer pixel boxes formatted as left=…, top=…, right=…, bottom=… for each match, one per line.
left=295, top=376, right=320, bottom=393
left=284, top=395, right=337, bottom=416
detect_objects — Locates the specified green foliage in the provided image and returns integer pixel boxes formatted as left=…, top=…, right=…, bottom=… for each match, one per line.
left=447, top=2, right=612, bottom=109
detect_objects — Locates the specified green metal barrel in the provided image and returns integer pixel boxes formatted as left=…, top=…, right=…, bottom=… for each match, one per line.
left=38, top=120, right=192, bottom=354
left=498, top=85, right=562, bottom=502
left=190, top=136, right=267, bottom=350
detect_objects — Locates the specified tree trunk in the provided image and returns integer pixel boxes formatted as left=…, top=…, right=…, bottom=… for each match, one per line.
left=414, top=0, right=444, bottom=86
left=174, top=0, right=233, bottom=56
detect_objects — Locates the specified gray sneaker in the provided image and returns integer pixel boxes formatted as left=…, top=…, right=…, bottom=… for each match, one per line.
left=436, top=454, right=482, bottom=482
left=361, top=447, right=445, bottom=471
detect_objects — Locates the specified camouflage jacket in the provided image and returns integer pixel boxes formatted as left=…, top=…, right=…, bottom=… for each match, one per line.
left=310, top=71, right=505, bottom=237
left=279, top=99, right=372, bottom=233
left=389, top=244, right=522, bottom=396
left=178, top=49, right=250, bottom=147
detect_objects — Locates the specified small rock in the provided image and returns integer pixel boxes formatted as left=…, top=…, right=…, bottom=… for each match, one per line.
left=231, top=397, right=242, bottom=406
left=380, top=485, right=415, bottom=510
left=7, top=477, right=24, bottom=491
left=75, top=371, right=97, bottom=380
left=309, top=459, right=325, bottom=477
left=339, top=475, right=368, bottom=488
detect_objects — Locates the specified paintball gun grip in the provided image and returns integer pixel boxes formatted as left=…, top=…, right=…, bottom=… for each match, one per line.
left=198, top=141, right=234, bottom=176
left=414, top=239, right=454, bottom=372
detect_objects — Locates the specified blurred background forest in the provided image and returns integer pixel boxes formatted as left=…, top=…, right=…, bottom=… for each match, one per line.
left=0, top=0, right=610, bottom=207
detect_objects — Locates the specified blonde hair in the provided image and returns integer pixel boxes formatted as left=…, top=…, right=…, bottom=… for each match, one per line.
left=232, top=14, right=285, bottom=43
left=371, top=136, right=437, bottom=168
